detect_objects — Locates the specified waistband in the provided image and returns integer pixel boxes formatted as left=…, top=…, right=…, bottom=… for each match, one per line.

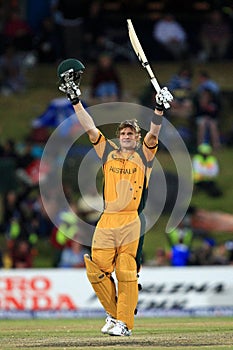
left=103, top=210, right=138, bottom=215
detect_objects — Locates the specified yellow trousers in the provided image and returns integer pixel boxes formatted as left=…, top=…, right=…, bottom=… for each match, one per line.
left=89, top=212, right=143, bottom=330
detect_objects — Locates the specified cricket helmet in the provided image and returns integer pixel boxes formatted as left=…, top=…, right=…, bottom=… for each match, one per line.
left=57, top=58, right=85, bottom=78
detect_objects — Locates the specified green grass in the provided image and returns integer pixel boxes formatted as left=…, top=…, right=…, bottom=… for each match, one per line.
left=0, top=317, right=232, bottom=349
left=1, top=61, right=233, bottom=141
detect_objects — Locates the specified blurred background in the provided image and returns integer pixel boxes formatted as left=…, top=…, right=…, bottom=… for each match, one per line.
left=0, top=0, right=233, bottom=271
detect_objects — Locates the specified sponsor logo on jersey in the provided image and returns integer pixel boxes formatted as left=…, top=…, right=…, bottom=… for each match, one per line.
left=109, top=166, right=137, bottom=174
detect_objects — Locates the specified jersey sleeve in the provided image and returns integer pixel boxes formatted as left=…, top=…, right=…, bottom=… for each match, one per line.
left=91, top=130, right=117, bottom=160
left=142, top=137, right=158, bottom=166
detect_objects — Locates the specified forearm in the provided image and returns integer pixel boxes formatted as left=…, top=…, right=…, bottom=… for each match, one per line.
left=73, top=101, right=99, bottom=141
left=144, top=108, right=163, bottom=146
left=150, top=108, right=163, bottom=137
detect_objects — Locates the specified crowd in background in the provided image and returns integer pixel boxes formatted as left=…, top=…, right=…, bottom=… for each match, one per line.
left=0, top=0, right=232, bottom=65
left=0, top=0, right=233, bottom=95
left=0, top=0, right=233, bottom=268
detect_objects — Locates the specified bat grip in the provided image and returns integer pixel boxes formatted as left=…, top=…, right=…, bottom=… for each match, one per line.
left=150, top=77, right=160, bottom=93
left=150, top=78, right=170, bottom=109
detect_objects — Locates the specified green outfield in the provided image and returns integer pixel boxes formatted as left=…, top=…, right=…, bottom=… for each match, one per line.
left=0, top=317, right=232, bottom=350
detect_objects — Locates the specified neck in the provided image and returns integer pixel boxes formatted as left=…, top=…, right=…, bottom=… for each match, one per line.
left=120, top=148, right=135, bottom=153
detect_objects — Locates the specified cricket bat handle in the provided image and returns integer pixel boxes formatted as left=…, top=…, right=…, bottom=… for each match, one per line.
left=150, top=77, right=170, bottom=109
left=150, top=77, right=161, bottom=94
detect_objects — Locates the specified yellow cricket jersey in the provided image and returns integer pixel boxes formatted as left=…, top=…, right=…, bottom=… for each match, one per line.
left=92, top=130, right=158, bottom=214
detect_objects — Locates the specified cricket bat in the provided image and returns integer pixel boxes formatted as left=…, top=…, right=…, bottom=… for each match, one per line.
left=127, top=19, right=170, bottom=109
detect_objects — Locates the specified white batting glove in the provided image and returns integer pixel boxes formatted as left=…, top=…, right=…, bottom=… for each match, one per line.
left=59, top=79, right=81, bottom=105
left=155, top=87, right=173, bottom=111
left=58, top=69, right=82, bottom=105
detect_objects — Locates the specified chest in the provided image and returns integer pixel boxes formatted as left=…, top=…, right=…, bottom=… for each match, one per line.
left=104, top=151, right=145, bottom=179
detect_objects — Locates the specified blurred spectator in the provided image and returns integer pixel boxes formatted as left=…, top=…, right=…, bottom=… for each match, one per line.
left=8, top=212, right=39, bottom=247
left=190, top=237, right=216, bottom=265
left=166, top=215, right=194, bottom=266
left=0, top=190, right=18, bottom=234
left=145, top=247, right=170, bottom=266
left=192, top=143, right=222, bottom=197
left=170, top=236, right=191, bottom=267
left=196, top=70, right=220, bottom=95
left=51, top=0, right=90, bottom=58
left=152, top=13, right=189, bottom=60
left=58, top=238, right=88, bottom=268
left=15, top=140, right=51, bottom=186
left=191, top=237, right=233, bottom=265
left=197, top=10, right=232, bottom=62
left=213, top=243, right=230, bottom=265
left=193, top=87, right=221, bottom=149
left=0, top=183, right=40, bottom=234
left=50, top=203, right=80, bottom=266
left=2, top=8, right=34, bottom=54
left=167, top=65, right=193, bottom=119
left=82, top=1, right=105, bottom=62
left=90, top=53, right=122, bottom=103
left=34, top=16, right=63, bottom=63
left=0, top=138, right=18, bottom=159
left=10, top=239, right=36, bottom=268
left=34, top=195, right=55, bottom=238
left=16, top=141, right=35, bottom=169
left=167, top=215, right=194, bottom=248
left=193, top=71, right=221, bottom=148
left=0, top=44, right=26, bottom=95
left=0, top=4, right=6, bottom=55
left=26, top=0, right=51, bottom=33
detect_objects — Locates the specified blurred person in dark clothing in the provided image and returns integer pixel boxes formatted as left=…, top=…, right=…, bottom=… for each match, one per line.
left=51, top=0, right=91, bottom=58
left=90, top=53, right=122, bottom=103
left=190, top=237, right=221, bottom=265
left=0, top=44, right=26, bottom=95
left=167, top=65, right=193, bottom=119
left=198, top=9, right=232, bottom=62
left=193, top=86, right=221, bottom=149
left=34, top=16, right=63, bottom=63
left=196, top=70, right=220, bottom=95
left=82, top=1, right=105, bottom=61
left=16, top=140, right=34, bottom=169
left=0, top=138, right=18, bottom=159
left=146, top=247, right=170, bottom=267
left=10, top=239, right=36, bottom=268
left=3, top=8, right=33, bottom=53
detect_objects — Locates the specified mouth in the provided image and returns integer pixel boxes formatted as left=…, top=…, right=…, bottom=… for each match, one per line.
left=122, top=139, right=131, bottom=142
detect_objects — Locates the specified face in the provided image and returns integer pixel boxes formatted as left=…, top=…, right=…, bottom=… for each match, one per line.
left=119, top=127, right=139, bottom=151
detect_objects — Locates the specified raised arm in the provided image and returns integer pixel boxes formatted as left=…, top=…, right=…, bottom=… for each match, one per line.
left=144, top=87, right=173, bottom=147
left=57, top=59, right=99, bottom=143
left=73, top=102, right=99, bottom=143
